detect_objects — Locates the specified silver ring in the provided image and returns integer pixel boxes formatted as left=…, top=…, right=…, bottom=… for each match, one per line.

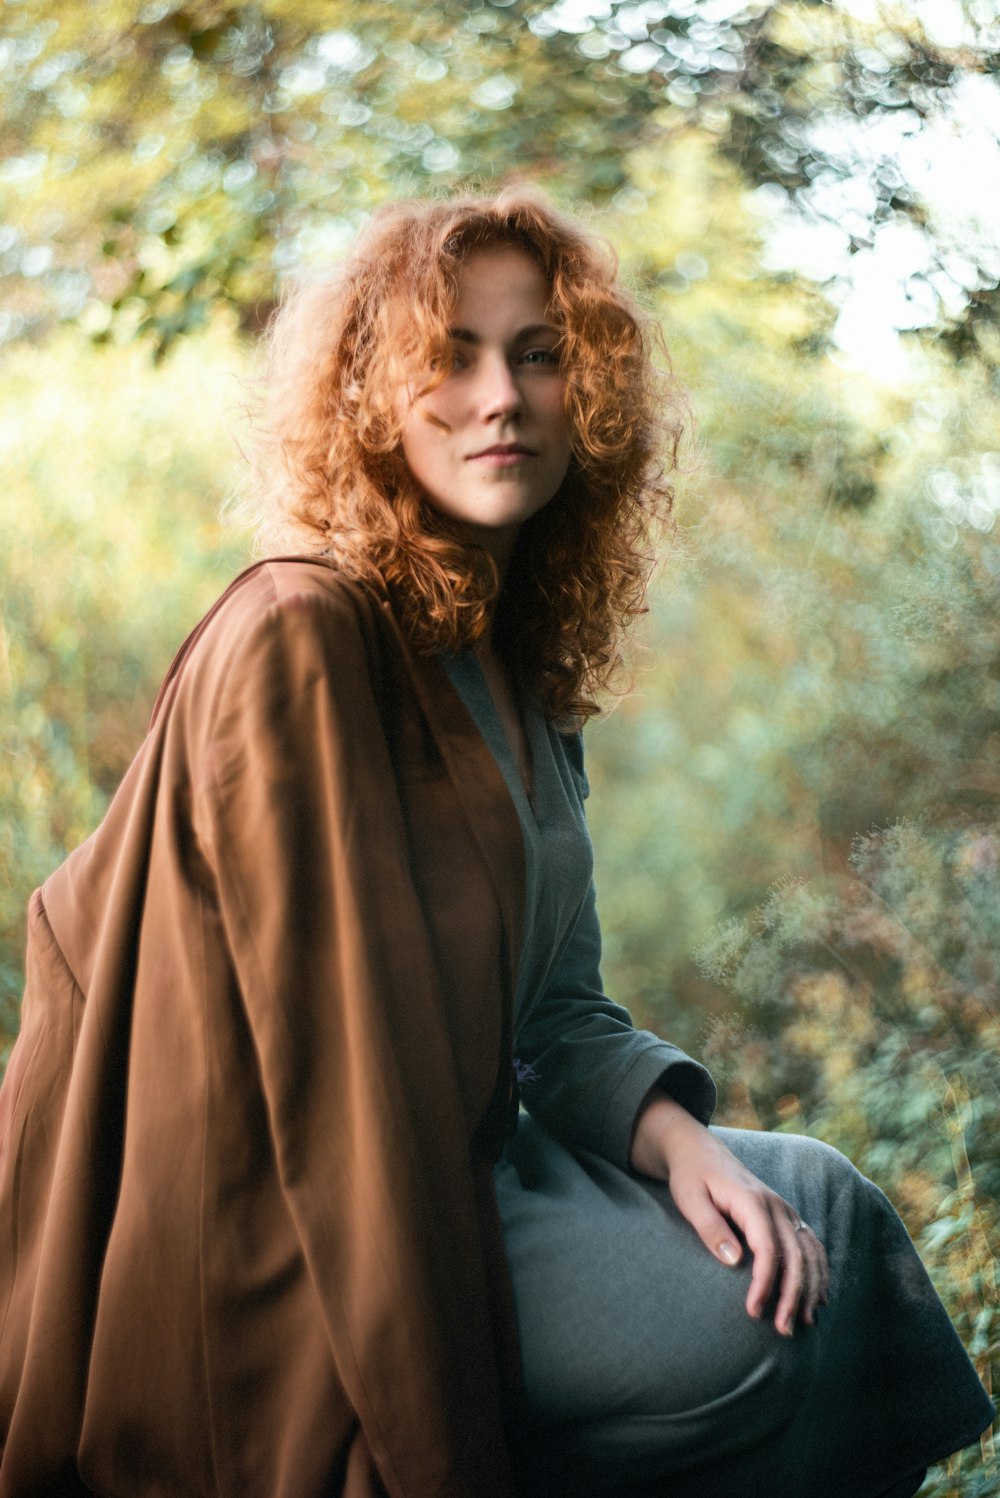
left=792, top=1219, right=807, bottom=1233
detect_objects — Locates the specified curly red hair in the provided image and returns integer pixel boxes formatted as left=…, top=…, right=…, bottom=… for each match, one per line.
left=245, top=187, right=683, bottom=722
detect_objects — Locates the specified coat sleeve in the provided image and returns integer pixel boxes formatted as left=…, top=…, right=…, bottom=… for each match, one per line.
left=511, top=732, right=717, bottom=1171
left=193, top=588, right=512, bottom=1498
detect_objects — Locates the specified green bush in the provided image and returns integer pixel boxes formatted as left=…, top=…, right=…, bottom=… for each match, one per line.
left=697, top=820, right=998, bottom=1495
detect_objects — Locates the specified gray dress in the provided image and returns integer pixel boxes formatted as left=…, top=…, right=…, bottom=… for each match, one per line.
left=443, top=654, right=995, bottom=1498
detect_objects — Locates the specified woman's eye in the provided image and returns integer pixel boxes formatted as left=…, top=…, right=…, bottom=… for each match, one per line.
left=521, top=347, right=561, bottom=367
left=429, top=347, right=465, bottom=374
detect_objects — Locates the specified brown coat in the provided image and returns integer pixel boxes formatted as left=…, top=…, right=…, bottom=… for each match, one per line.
left=0, top=560, right=527, bottom=1498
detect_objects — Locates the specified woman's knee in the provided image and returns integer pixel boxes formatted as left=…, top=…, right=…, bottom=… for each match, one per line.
left=712, top=1126, right=867, bottom=1220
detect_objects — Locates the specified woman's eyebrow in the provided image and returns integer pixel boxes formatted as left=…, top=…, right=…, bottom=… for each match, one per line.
left=448, top=322, right=560, bottom=344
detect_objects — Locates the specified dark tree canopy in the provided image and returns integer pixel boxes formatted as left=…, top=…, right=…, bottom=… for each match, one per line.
left=1, top=0, right=998, bottom=360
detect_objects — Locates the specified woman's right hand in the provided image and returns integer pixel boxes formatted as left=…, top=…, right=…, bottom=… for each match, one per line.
left=630, top=1092, right=829, bottom=1336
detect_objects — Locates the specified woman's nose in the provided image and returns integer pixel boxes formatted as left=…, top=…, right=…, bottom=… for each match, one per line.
left=476, top=356, right=522, bottom=420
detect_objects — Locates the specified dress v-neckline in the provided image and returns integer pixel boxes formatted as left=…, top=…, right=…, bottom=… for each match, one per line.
left=443, top=650, right=541, bottom=822
left=472, top=651, right=538, bottom=815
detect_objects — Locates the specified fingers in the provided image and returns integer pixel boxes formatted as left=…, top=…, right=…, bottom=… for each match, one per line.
left=676, top=1173, right=796, bottom=1325
left=771, top=1211, right=807, bottom=1336
left=740, top=1195, right=782, bottom=1323
left=798, top=1217, right=830, bottom=1326
left=674, top=1187, right=746, bottom=1269
left=758, top=1207, right=830, bottom=1336
left=734, top=1195, right=830, bottom=1336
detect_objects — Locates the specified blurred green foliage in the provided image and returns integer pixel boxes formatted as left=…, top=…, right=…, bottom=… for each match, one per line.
left=0, top=320, right=249, bottom=1042
left=2, top=0, right=999, bottom=359
left=0, top=1, right=998, bottom=1489
left=695, top=820, right=1000, bottom=1496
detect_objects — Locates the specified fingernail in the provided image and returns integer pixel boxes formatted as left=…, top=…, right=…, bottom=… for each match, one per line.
left=718, top=1242, right=739, bottom=1265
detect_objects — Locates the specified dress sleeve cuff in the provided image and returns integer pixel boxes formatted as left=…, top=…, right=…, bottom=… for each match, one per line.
left=597, top=1042, right=717, bottom=1170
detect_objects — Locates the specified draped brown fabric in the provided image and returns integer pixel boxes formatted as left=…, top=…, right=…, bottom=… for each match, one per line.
left=0, top=560, right=525, bottom=1498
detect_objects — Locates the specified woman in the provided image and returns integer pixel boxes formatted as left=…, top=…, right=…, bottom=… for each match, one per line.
left=0, top=190, right=992, bottom=1498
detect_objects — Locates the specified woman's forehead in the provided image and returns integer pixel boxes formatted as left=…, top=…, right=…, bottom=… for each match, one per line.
left=379, top=245, right=557, bottom=352
left=451, top=245, right=553, bottom=321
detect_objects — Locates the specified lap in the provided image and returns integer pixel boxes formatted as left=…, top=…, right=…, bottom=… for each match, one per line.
left=494, top=1119, right=842, bottom=1429
left=495, top=1116, right=991, bottom=1498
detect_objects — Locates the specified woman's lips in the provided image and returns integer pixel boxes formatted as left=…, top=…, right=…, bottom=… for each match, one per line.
left=467, top=444, right=535, bottom=465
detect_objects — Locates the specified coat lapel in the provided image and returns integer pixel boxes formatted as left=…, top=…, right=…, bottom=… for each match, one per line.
left=405, top=645, right=526, bottom=985
left=372, top=598, right=526, bottom=1151
left=411, top=645, right=526, bottom=1148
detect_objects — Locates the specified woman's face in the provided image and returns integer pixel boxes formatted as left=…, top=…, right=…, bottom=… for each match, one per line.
left=397, top=244, right=572, bottom=566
